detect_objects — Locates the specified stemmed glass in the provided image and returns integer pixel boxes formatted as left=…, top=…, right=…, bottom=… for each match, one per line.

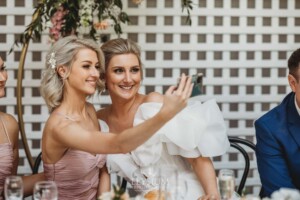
left=218, top=169, right=235, bottom=200
left=33, top=181, right=58, bottom=200
left=132, top=165, right=160, bottom=194
left=176, top=175, right=188, bottom=200
left=4, top=176, right=23, bottom=200
left=158, top=166, right=180, bottom=200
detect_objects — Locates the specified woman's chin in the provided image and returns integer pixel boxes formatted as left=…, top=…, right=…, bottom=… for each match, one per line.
left=0, top=90, right=5, bottom=98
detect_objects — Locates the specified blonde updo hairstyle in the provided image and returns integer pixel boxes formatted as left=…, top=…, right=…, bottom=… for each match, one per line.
left=100, top=38, right=143, bottom=80
left=40, top=36, right=105, bottom=112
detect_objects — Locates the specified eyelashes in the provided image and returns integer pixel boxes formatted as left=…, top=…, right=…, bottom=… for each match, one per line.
left=82, top=65, right=100, bottom=70
left=113, top=67, right=140, bottom=74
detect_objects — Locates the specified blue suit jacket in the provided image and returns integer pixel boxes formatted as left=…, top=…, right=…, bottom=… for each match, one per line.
left=255, top=92, right=300, bottom=197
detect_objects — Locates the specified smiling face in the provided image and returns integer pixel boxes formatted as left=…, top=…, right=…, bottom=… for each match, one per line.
left=0, top=57, right=8, bottom=98
left=63, top=48, right=101, bottom=96
left=105, top=53, right=142, bottom=100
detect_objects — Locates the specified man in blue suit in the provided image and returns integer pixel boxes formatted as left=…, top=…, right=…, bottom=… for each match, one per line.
left=255, top=48, right=300, bottom=198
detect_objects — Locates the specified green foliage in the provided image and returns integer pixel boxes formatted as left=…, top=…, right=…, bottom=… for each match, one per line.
left=10, top=0, right=194, bottom=53
left=112, top=185, right=126, bottom=200
left=10, top=0, right=131, bottom=53
left=182, top=0, right=194, bottom=26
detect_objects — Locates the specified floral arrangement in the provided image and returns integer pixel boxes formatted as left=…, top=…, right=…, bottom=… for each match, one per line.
left=11, top=0, right=194, bottom=48
left=13, top=0, right=137, bottom=47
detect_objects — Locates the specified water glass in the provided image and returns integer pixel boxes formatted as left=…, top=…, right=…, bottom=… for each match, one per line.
left=218, top=169, right=235, bottom=200
left=4, top=176, right=23, bottom=200
left=33, top=181, right=58, bottom=200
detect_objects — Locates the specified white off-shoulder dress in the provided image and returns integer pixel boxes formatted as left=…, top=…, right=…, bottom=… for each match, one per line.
left=100, top=99, right=230, bottom=199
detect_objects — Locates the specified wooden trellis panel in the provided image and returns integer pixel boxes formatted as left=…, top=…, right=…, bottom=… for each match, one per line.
left=1, top=0, right=300, bottom=196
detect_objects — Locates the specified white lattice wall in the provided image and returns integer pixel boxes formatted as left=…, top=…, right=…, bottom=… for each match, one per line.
left=1, top=0, right=300, bottom=196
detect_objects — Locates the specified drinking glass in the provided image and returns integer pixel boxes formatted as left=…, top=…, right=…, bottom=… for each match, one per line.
left=176, top=176, right=188, bottom=200
left=218, top=169, right=235, bottom=200
left=158, top=166, right=179, bottom=200
left=132, top=166, right=160, bottom=194
left=33, top=181, right=58, bottom=200
left=4, top=176, right=23, bottom=200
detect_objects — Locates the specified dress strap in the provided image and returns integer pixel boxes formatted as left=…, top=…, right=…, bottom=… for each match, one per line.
left=0, top=115, right=11, bottom=144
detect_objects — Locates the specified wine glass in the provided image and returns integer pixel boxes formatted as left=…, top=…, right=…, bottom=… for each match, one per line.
left=158, top=166, right=179, bottom=200
left=132, top=166, right=160, bottom=194
left=132, top=168, right=148, bottom=193
left=4, top=176, right=23, bottom=200
left=33, top=181, right=58, bottom=200
left=218, top=169, right=235, bottom=200
left=176, top=175, right=188, bottom=200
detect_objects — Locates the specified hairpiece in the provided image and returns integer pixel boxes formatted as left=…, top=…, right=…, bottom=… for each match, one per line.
left=48, top=52, right=56, bottom=69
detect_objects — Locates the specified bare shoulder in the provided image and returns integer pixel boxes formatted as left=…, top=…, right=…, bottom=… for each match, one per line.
left=2, top=113, right=19, bottom=135
left=0, top=113, right=19, bottom=144
left=44, top=113, right=73, bottom=138
left=145, top=92, right=164, bottom=103
left=42, top=113, right=78, bottom=162
left=2, top=113, right=18, bottom=127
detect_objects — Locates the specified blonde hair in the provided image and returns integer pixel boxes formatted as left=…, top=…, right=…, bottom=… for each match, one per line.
left=40, top=36, right=105, bottom=111
left=100, top=38, right=143, bottom=79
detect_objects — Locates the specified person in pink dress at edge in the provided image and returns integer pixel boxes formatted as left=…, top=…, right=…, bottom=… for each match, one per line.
left=0, top=56, right=45, bottom=199
left=0, top=56, right=19, bottom=199
left=39, top=35, right=193, bottom=200
left=97, top=38, right=230, bottom=200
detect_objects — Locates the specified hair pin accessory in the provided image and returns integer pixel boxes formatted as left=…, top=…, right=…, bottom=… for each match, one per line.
left=48, top=52, right=56, bottom=69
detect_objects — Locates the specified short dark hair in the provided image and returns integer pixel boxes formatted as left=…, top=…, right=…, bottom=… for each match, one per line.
left=288, top=48, right=300, bottom=80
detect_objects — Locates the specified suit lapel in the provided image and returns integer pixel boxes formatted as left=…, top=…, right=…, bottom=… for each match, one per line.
left=287, top=93, right=300, bottom=147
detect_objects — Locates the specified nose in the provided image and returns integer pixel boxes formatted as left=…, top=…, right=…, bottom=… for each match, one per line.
left=91, top=67, right=100, bottom=77
left=124, top=71, right=132, bottom=83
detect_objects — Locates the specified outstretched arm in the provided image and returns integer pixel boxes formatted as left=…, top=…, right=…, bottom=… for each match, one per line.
left=55, top=74, right=193, bottom=155
left=186, top=157, right=220, bottom=200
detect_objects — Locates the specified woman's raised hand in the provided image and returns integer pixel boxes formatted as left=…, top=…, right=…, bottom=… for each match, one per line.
left=160, top=73, right=193, bottom=119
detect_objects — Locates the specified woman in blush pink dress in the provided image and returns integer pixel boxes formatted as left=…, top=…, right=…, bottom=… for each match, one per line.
left=0, top=56, right=45, bottom=199
left=39, top=36, right=193, bottom=200
left=97, top=38, right=230, bottom=200
left=0, top=56, right=19, bottom=199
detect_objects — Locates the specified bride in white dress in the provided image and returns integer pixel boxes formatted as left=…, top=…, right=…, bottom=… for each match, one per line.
left=97, top=38, right=230, bottom=200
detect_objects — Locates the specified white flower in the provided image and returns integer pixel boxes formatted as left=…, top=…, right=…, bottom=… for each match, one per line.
left=98, top=191, right=113, bottom=200
left=48, top=52, right=56, bottom=69
left=109, top=5, right=121, bottom=18
left=269, top=188, right=300, bottom=200
left=79, top=0, right=94, bottom=28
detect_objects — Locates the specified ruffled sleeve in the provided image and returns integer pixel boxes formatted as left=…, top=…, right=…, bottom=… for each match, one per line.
left=99, top=120, right=140, bottom=179
left=132, top=99, right=230, bottom=164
